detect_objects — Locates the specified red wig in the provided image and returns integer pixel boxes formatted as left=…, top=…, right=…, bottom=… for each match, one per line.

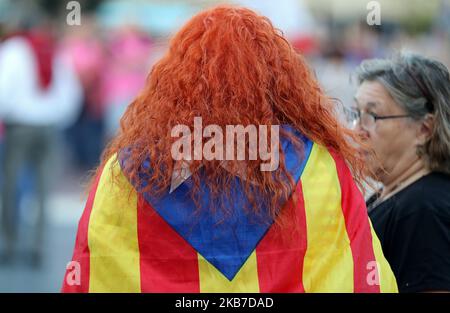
left=99, top=6, right=366, bottom=223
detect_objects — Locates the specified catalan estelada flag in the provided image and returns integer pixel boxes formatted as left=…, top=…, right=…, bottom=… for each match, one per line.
left=62, top=127, right=398, bottom=293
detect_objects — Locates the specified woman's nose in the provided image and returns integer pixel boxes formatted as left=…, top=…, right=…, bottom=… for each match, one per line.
left=355, top=123, right=370, bottom=140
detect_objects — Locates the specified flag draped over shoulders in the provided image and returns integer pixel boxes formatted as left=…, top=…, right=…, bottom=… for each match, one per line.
left=62, top=133, right=398, bottom=293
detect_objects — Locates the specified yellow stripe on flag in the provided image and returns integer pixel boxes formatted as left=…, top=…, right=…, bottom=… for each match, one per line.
left=368, top=220, right=398, bottom=293
left=198, top=252, right=260, bottom=292
left=301, top=144, right=354, bottom=292
left=88, top=155, right=141, bottom=292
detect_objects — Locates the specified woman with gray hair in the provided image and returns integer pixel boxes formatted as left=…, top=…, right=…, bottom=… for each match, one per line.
left=350, top=53, right=450, bottom=292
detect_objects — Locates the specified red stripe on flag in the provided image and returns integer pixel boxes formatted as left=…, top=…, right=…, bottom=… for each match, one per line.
left=61, top=168, right=102, bottom=293
left=256, top=181, right=307, bottom=292
left=329, top=150, right=380, bottom=293
left=137, top=195, right=200, bottom=292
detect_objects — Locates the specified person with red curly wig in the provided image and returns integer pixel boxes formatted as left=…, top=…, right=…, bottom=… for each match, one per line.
left=62, top=6, right=397, bottom=293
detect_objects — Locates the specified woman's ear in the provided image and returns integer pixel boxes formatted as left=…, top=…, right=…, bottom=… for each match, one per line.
left=416, top=113, right=434, bottom=145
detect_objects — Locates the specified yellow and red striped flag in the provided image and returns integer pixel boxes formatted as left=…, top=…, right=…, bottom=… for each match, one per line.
left=62, top=130, right=397, bottom=293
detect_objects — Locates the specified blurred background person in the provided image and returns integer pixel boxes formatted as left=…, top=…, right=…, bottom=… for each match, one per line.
left=100, top=24, right=153, bottom=140
left=351, top=53, right=450, bottom=292
left=0, top=13, right=82, bottom=266
left=60, top=16, right=106, bottom=172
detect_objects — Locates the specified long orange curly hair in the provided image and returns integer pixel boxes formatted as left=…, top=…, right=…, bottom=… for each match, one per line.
left=98, top=6, right=366, bottom=224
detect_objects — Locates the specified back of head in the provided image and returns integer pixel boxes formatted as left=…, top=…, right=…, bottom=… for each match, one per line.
left=103, top=6, right=364, bottom=220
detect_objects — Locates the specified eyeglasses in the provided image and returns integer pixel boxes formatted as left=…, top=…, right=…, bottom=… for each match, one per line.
left=345, top=107, right=411, bottom=130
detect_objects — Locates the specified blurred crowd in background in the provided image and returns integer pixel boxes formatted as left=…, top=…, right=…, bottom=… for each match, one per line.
left=0, top=0, right=449, bottom=292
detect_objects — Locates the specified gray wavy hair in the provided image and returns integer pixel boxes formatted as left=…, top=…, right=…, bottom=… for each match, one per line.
left=355, top=52, right=450, bottom=175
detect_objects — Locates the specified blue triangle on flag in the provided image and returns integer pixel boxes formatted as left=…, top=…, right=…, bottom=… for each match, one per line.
left=119, top=125, right=313, bottom=281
